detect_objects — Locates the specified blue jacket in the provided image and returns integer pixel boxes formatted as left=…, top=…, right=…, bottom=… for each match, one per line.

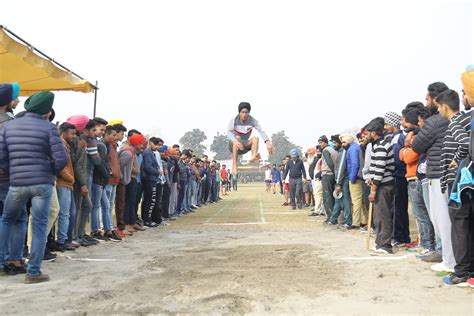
left=346, top=142, right=361, bottom=184
left=0, top=113, right=68, bottom=186
left=271, top=168, right=281, bottom=182
left=141, top=148, right=159, bottom=183
left=391, top=131, right=407, bottom=178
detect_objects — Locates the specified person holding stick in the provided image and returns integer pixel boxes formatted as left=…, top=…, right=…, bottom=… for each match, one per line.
left=365, top=118, right=396, bottom=254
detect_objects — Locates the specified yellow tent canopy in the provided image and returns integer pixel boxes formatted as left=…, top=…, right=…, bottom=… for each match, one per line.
left=0, top=26, right=96, bottom=96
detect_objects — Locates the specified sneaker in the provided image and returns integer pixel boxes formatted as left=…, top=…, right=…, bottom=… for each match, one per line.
left=371, top=247, right=393, bottom=254
left=308, top=212, right=319, bottom=217
left=106, top=232, right=122, bottom=242
left=91, top=232, right=108, bottom=242
left=168, top=217, right=177, bottom=221
left=24, top=272, right=50, bottom=284
left=431, top=263, right=454, bottom=273
left=407, top=245, right=426, bottom=253
left=360, top=226, right=368, bottom=233
left=64, top=243, right=77, bottom=251
left=160, top=221, right=171, bottom=226
left=282, top=202, right=289, bottom=206
left=52, top=243, right=66, bottom=253
left=416, top=249, right=432, bottom=259
left=442, top=274, right=469, bottom=287
left=144, top=221, right=159, bottom=228
left=392, top=241, right=406, bottom=248
left=5, top=262, right=27, bottom=275
left=69, top=241, right=81, bottom=248
left=467, top=278, right=474, bottom=288
left=115, top=228, right=126, bottom=238
left=43, top=249, right=57, bottom=262
left=133, top=224, right=146, bottom=231
left=78, top=238, right=91, bottom=247
left=84, top=235, right=99, bottom=245
left=406, top=239, right=420, bottom=248
left=421, top=252, right=443, bottom=263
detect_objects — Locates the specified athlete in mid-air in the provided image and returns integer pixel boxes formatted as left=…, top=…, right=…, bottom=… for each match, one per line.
left=227, top=102, right=273, bottom=175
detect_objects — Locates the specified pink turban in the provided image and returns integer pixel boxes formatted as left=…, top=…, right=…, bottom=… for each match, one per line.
left=66, top=115, right=90, bottom=133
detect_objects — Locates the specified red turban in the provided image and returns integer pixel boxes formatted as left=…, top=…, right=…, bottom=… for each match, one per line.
left=129, top=134, right=147, bottom=147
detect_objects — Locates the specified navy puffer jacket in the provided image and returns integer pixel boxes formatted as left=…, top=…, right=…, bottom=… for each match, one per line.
left=0, top=113, right=68, bottom=186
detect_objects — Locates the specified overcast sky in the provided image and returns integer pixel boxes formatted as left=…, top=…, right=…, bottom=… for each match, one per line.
left=2, top=0, right=472, bottom=158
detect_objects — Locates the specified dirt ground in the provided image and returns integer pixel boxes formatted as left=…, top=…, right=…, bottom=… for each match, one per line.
left=0, top=183, right=472, bottom=315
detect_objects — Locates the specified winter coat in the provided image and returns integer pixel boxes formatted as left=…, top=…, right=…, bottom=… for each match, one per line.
left=412, top=113, right=449, bottom=179
left=0, top=113, right=68, bottom=186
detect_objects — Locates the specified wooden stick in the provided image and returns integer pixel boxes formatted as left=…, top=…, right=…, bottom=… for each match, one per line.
left=366, top=202, right=373, bottom=251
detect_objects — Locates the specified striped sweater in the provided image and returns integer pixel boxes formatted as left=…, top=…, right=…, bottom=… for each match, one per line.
left=369, top=137, right=395, bottom=186
left=440, top=111, right=471, bottom=193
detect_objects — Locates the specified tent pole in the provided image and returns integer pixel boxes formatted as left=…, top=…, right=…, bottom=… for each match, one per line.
left=93, top=81, right=98, bottom=117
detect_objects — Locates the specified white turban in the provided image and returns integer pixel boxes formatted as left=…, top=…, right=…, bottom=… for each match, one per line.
left=339, top=134, right=355, bottom=144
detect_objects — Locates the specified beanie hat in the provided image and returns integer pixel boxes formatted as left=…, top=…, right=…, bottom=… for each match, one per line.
left=318, top=135, right=328, bottom=143
left=67, top=115, right=90, bottom=133
left=129, top=134, right=147, bottom=147
left=461, top=66, right=474, bottom=99
left=238, top=102, right=251, bottom=113
left=0, top=84, right=13, bottom=106
left=331, top=134, right=341, bottom=144
left=404, top=110, right=419, bottom=126
left=24, top=91, right=54, bottom=115
left=384, top=111, right=401, bottom=129
left=339, top=134, right=355, bottom=143
left=11, top=82, right=20, bottom=100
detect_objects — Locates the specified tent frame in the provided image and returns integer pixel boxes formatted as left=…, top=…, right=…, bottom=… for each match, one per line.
left=0, top=25, right=99, bottom=117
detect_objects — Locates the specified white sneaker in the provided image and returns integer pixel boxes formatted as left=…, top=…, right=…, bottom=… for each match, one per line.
left=431, top=263, right=455, bottom=273
left=372, top=248, right=389, bottom=254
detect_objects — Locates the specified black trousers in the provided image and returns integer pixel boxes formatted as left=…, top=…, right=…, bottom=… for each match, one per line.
left=142, top=180, right=157, bottom=223
left=321, top=175, right=335, bottom=221
left=392, top=177, right=410, bottom=243
left=374, top=184, right=394, bottom=251
left=152, top=183, right=164, bottom=224
left=135, top=182, right=143, bottom=221
left=449, top=190, right=474, bottom=277
left=124, top=178, right=138, bottom=225
left=289, top=178, right=303, bottom=208
left=161, top=183, right=171, bottom=219
left=201, top=180, right=210, bottom=203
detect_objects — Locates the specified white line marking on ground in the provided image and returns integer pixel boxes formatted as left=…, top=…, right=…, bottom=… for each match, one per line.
left=65, top=256, right=117, bottom=262
left=204, top=222, right=268, bottom=226
left=341, top=254, right=414, bottom=261
left=265, top=212, right=300, bottom=215
left=259, top=193, right=266, bottom=224
left=204, top=204, right=231, bottom=224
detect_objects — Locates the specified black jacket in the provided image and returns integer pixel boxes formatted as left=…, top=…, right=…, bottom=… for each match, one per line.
left=283, top=158, right=307, bottom=179
left=412, top=113, right=449, bottom=179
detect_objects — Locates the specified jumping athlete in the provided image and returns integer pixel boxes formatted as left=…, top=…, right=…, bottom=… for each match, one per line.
left=227, top=102, right=273, bottom=175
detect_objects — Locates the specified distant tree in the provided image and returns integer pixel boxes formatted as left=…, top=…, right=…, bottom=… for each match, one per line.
left=179, top=128, right=207, bottom=157
left=210, top=132, right=232, bottom=160
left=268, top=131, right=302, bottom=165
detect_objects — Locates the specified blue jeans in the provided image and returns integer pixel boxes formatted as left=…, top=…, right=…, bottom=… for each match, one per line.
left=408, top=180, right=435, bottom=251
left=176, top=180, right=187, bottom=214
left=329, top=179, right=352, bottom=225
left=56, top=187, right=75, bottom=244
left=0, top=185, right=52, bottom=275
left=0, top=181, right=27, bottom=262
left=91, top=184, right=112, bottom=231
left=105, top=185, right=116, bottom=229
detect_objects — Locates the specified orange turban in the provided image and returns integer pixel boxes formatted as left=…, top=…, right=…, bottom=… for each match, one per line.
left=461, top=68, right=474, bottom=99
left=129, top=134, right=147, bottom=147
